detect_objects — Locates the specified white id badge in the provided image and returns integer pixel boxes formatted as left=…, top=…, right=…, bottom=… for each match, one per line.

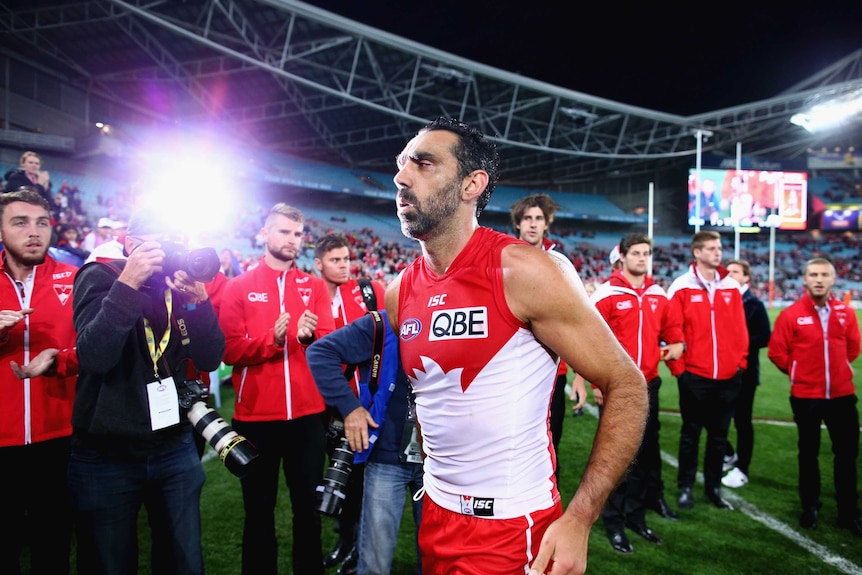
left=147, top=376, right=181, bottom=431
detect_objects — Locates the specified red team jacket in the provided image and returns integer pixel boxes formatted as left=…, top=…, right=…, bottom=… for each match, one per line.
left=219, top=258, right=335, bottom=421
left=0, top=253, right=78, bottom=447
left=768, top=292, right=860, bottom=399
left=666, top=264, right=748, bottom=380
left=334, top=277, right=385, bottom=394
left=592, top=270, right=684, bottom=381
left=333, top=278, right=385, bottom=329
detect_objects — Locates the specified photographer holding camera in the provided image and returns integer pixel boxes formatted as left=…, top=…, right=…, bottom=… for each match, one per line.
left=69, top=208, right=225, bottom=575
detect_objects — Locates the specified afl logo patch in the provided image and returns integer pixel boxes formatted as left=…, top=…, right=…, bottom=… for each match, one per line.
left=400, top=318, right=422, bottom=341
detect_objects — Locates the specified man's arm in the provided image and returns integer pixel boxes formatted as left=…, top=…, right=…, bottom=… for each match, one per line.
left=307, top=314, right=379, bottom=452
left=73, top=263, right=147, bottom=375
left=846, top=307, right=861, bottom=362
left=664, top=291, right=687, bottom=376
left=502, top=244, right=647, bottom=575
left=178, top=299, right=225, bottom=373
left=307, top=315, right=375, bottom=417
left=383, top=273, right=403, bottom=333
left=748, top=299, right=772, bottom=350
left=733, top=292, right=750, bottom=371
left=569, top=373, right=587, bottom=410
left=767, top=310, right=791, bottom=374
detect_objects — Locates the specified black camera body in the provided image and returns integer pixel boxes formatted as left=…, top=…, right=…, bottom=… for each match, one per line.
left=316, top=420, right=354, bottom=516
left=160, top=241, right=220, bottom=283
left=177, top=379, right=259, bottom=478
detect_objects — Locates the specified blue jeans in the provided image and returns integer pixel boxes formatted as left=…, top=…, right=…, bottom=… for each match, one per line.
left=358, top=460, right=424, bottom=575
left=68, top=432, right=205, bottom=575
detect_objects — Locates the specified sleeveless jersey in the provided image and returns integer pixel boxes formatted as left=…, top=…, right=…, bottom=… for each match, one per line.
left=398, top=227, right=560, bottom=519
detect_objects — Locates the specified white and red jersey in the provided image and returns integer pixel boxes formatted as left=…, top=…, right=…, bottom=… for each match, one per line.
left=591, top=270, right=684, bottom=381
left=397, top=227, right=560, bottom=519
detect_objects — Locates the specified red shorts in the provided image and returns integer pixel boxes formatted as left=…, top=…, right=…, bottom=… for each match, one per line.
left=419, top=495, right=563, bottom=575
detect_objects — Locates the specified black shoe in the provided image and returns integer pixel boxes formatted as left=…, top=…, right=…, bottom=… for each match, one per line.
left=837, top=518, right=862, bottom=537
left=336, top=546, right=358, bottom=575
left=323, top=539, right=351, bottom=568
left=606, top=530, right=634, bottom=554
left=648, top=497, right=681, bottom=520
left=677, top=487, right=693, bottom=510
left=706, top=488, right=734, bottom=510
left=800, top=504, right=820, bottom=529
left=625, top=521, right=664, bottom=545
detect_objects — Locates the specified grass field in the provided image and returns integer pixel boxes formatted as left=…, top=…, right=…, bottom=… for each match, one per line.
left=51, top=308, right=862, bottom=574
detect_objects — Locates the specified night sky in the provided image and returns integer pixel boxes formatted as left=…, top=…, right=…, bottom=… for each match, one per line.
left=310, top=1, right=862, bottom=116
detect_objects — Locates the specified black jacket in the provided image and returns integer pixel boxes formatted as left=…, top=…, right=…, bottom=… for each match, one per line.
left=71, top=260, right=225, bottom=456
left=3, top=168, right=53, bottom=206
left=742, top=288, right=771, bottom=384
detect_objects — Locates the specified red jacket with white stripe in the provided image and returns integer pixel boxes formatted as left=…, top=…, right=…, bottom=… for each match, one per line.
left=0, top=253, right=78, bottom=447
left=592, top=270, right=684, bottom=382
left=219, top=258, right=335, bottom=422
left=666, top=264, right=748, bottom=380
left=768, top=292, right=859, bottom=399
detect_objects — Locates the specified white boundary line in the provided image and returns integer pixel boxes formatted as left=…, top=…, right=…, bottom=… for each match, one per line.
left=576, top=399, right=862, bottom=575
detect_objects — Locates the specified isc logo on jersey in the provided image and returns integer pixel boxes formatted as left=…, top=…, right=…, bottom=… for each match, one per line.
left=428, top=306, right=488, bottom=341
left=460, top=495, right=495, bottom=516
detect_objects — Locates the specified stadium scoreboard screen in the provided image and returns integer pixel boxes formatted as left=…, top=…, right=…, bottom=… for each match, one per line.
left=688, top=168, right=808, bottom=230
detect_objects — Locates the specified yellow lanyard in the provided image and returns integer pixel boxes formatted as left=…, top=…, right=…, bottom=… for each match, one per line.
left=143, top=288, right=173, bottom=379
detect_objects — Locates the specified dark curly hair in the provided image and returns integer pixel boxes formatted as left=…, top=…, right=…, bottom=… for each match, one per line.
left=419, top=117, right=499, bottom=217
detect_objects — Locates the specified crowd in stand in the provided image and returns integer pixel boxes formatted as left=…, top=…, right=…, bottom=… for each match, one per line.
left=195, top=213, right=862, bottom=304
left=2, top=150, right=861, bottom=303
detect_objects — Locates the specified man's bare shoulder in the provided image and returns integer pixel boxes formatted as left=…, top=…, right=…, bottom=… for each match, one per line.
left=502, top=243, right=577, bottom=281
left=384, top=273, right=403, bottom=330
left=501, top=243, right=585, bottom=324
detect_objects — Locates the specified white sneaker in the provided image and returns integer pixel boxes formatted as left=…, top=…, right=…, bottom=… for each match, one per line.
left=722, top=467, right=748, bottom=488
left=722, top=453, right=738, bottom=473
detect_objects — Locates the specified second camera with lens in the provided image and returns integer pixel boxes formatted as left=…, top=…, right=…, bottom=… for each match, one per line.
left=316, top=420, right=354, bottom=516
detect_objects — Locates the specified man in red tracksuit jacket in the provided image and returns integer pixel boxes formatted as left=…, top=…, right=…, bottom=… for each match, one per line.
left=667, top=230, right=748, bottom=511
left=768, top=257, right=861, bottom=536
left=592, top=233, right=685, bottom=554
left=313, top=232, right=385, bottom=575
left=0, top=189, right=78, bottom=575
left=219, top=203, right=336, bottom=575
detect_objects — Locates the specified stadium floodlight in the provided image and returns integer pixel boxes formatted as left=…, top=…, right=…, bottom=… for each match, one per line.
left=420, top=64, right=471, bottom=83
left=559, top=107, right=598, bottom=122
left=790, top=91, right=862, bottom=133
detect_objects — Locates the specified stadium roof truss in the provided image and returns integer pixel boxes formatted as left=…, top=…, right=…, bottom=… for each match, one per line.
left=1, top=0, right=861, bottom=186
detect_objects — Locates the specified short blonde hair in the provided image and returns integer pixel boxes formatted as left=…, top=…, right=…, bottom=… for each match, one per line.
left=19, top=151, right=40, bottom=166
left=265, top=203, right=304, bottom=229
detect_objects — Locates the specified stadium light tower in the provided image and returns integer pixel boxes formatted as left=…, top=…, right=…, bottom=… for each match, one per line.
left=693, top=129, right=714, bottom=233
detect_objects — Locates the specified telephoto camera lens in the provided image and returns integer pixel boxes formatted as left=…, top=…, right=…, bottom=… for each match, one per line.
left=316, top=436, right=354, bottom=516
left=187, top=402, right=259, bottom=478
